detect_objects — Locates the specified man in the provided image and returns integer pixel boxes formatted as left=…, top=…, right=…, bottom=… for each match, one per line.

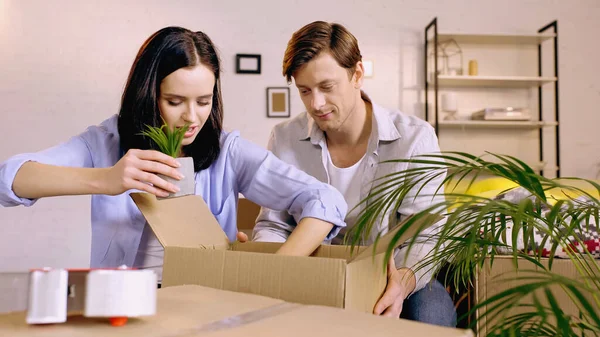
left=252, top=21, right=456, bottom=327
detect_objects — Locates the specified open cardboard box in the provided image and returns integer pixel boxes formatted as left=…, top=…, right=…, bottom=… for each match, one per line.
left=0, top=284, right=474, bottom=336
left=131, top=193, right=435, bottom=313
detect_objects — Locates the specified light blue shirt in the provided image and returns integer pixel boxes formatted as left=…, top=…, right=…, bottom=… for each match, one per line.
left=0, top=115, right=347, bottom=268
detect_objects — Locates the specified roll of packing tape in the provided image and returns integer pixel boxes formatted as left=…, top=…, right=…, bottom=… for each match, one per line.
left=85, top=269, right=157, bottom=318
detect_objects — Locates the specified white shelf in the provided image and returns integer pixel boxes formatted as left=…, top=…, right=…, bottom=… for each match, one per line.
left=447, top=161, right=558, bottom=172
left=509, top=162, right=558, bottom=171
left=432, top=75, right=557, bottom=88
left=433, top=120, right=558, bottom=129
left=433, top=33, right=556, bottom=45
left=532, top=162, right=559, bottom=171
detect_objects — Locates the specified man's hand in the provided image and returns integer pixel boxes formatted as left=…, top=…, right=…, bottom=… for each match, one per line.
left=373, top=256, right=416, bottom=317
left=275, top=217, right=332, bottom=256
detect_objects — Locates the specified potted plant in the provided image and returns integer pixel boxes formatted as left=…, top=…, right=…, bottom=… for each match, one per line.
left=347, top=152, right=600, bottom=336
left=139, top=119, right=194, bottom=199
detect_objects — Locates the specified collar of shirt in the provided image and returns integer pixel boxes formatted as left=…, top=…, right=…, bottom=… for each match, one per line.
left=299, top=99, right=402, bottom=154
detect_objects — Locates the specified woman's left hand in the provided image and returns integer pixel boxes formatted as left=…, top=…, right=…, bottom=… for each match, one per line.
left=236, top=231, right=249, bottom=242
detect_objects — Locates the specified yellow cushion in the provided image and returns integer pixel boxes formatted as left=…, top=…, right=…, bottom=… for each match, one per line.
left=546, top=179, right=600, bottom=201
left=444, top=176, right=600, bottom=208
left=445, top=177, right=519, bottom=197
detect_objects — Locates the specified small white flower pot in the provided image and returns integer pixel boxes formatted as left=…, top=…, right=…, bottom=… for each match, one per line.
left=158, top=156, right=195, bottom=199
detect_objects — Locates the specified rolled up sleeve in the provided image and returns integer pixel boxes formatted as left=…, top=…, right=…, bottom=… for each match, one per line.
left=0, top=135, right=93, bottom=207
left=228, top=134, right=347, bottom=241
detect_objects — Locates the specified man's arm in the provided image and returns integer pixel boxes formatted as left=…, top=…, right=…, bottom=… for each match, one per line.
left=274, top=217, right=333, bottom=256
left=374, top=126, right=447, bottom=317
left=229, top=128, right=346, bottom=252
left=393, top=131, right=446, bottom=295
left=252, top=207, right=296, bottom=242
left=395, top=155, right=445, bottom=292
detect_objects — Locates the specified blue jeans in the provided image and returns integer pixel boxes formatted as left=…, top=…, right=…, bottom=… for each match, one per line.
left=400, top=280, right=457, bottom=327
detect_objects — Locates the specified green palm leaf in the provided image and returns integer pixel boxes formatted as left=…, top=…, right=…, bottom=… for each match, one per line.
left=138, top=118, right=190, bottom=158
left=346, top=151, right=600, bottom=335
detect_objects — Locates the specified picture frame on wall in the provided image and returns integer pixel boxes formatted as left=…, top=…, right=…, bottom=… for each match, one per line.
left=266, top=87, right=290, bottom=118
left=235, top=54, right=261, bottom=74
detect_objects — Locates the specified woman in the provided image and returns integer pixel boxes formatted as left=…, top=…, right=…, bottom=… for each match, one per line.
left=0, top=27, right=347, bottom=280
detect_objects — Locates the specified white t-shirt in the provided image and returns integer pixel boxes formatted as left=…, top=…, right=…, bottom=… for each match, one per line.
left=324, top=147, right=365, bottom=244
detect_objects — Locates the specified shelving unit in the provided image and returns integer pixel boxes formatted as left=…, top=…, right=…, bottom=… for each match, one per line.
left=432, top=120, right=558, bottom=129
left=424, top=17, right=560, bottom=177
left=447, top=161, right=559, bottom=174
left=435, top=75, right=557, bottom=88
left=435, top=33, right=556, bottom=45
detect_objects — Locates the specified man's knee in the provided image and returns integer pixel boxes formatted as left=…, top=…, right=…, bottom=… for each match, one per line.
left=400, top=280, right=457, bottom=327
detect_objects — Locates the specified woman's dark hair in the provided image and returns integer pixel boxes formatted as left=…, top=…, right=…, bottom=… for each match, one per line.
left=118, top=26, right=223, bottom=171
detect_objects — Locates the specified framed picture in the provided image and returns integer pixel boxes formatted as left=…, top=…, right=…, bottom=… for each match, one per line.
left=266, top=87, right=290, bottom=118
left=235, top=54, right=261, bottom=74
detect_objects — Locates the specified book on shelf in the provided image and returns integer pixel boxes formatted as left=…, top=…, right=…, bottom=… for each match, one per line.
left=471, top=107, right=531, bottom=121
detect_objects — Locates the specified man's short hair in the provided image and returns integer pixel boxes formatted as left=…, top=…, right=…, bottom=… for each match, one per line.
left=282, top=21, right=362, bottom=83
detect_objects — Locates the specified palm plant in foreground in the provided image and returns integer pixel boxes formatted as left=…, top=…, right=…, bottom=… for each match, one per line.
left=346, top=152, right=600, bottom=336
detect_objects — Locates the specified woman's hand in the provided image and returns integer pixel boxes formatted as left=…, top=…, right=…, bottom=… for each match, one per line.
left=103, top=149, right=184, bottom=197
left=236, top=231, right=249, bottom=242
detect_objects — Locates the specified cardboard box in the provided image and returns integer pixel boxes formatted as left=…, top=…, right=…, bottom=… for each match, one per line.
left=476, top=256, right=599, bottom=336
left=236, top=197, right=261, bottom=238
left=0, top=284, right=474, bottom=336
left=131, top=193, right=434, bottom=313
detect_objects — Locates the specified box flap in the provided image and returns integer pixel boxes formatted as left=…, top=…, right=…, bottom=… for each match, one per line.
left=162, top=247, right=347, bottom=308
left=131, top=193, right=229, bottom=248
left=312, top=244, right=366, bottom=260
left=230, top=241, right=282, bottom=254
left=345, top=251, right=387, bottom=312
left=350, top=213, right=441, bottom=262
left=230, top=242, right=364, bottom=261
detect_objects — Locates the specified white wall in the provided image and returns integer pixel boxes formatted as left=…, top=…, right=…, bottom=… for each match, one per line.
left=1, top=0, right=599, bottom=270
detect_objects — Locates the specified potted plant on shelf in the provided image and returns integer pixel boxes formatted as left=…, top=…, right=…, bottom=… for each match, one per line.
left=347, top=152, right=600, bottom=336
left=139, top=119, right=194, bottom=199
